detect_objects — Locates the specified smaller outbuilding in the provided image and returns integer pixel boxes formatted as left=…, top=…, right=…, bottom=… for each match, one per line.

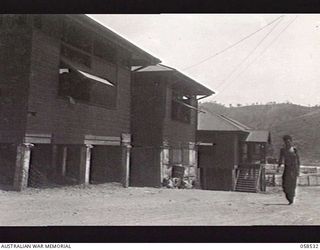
left=197, top=111, right=271, bottom=192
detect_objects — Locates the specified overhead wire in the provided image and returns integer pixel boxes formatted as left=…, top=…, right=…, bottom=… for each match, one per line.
left=182, top=15, right=284, bottom=71
left=213, top=15, right=284, bottom=95
left=216, top=15, right=298, bottom=96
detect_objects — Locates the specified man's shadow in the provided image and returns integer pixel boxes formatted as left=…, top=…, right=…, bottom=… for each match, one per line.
left=263, top=203, right=288, bottom=206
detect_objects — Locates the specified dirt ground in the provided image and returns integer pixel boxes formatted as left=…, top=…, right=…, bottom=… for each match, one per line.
left=0, top=183, right=319, bottom=226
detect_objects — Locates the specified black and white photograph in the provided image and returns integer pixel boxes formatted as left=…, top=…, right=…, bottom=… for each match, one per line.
left=0, top=13, right=320, bottom=234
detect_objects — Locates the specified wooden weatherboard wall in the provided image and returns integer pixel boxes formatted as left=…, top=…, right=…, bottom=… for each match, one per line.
left=131, top=73, right=165, bottom=147
left=25, top=15, right=132, bottom=144
left=162, top=85, right=198, bottom=147
left=0, top=19, right=32, bottom=143
left=197, top=131, right=246, bottom=190
left=130, top=70, right=199, bottom=187
left=130, top=72, right=165, bottom=187
left=131, top=71, right=198, bottom=148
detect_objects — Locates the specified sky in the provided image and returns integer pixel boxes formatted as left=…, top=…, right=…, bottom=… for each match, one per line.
left=89, top=14, right=320, bottom=106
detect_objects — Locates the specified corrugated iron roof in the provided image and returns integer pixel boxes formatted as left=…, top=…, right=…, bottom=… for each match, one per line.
left=219, top=114, right=252, bottom=130
left=246, top=130, right=271, bottom=143
left=198, top=111, right=251, bottom=132
left=74, top=15, right=161, bottom=65
left=134, top=64, right=214, bottom=96
left=198, top=111, right=271, bottom=144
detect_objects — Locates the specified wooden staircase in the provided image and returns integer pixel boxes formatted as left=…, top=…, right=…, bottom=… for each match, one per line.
left=235, top=164, right=263, bottom=193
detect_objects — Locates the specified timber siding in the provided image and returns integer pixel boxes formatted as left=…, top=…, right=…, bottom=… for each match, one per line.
left=131, top=72, right=198, bottom=148
left=197, top=131, right=242, bottom=190
left=162, top=86, right=197, bottom=147
left=131, top=73, right=165, bottom=147
left=197, top=131, right=240, bottom=170
left=130, top=67, right=212, bottom=188
left=0, top=14, right=161, bottom=190
left=130, top=73, right=165, bottom=187
left=0, top=28, right=32, bottom=143
left=26, top=28, right=132, bottom=144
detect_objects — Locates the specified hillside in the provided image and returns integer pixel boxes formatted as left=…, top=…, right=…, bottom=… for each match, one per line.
left=199, top=102, right=320, bottom=165
left=271, top=109, right=320, bottom=165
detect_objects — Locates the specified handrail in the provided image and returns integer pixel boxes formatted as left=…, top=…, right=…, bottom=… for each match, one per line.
left=238, top=163, right=261, bottom=169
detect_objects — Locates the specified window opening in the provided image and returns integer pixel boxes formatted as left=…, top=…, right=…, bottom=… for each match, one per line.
left=58, top=61, right=117, bottom=108
left=171, top=91, right=192, bottom=124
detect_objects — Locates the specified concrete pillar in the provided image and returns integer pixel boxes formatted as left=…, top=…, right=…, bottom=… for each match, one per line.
left=61, top=146, right=68, bottom=177
left=13, top=143, right=34, bottom=191
left=121, top=133, right=131, bottom=188
left=188, top=142, right=197, bottom=166
left=186, top=142, right=198, bottom=187
left=160, top=140, right=170, bottom=184
left=79, top=144, right=93, bottom=186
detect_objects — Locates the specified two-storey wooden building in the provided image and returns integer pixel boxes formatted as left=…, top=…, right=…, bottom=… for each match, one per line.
left=131, top=64, right=214, bottom=187
left=0, top=14, right=160, bottom=190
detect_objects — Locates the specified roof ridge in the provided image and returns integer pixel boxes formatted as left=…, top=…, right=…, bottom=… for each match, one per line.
left=200, top=109, right=249, bottom=131
left=219, top=114, right=251, bottom=131
left=134, top=64, right=214, bottom=95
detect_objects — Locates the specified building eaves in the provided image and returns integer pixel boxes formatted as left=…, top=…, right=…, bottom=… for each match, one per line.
left=134, top=64, right=214, bottom=96
left=71, top=15, right=161, bottom=65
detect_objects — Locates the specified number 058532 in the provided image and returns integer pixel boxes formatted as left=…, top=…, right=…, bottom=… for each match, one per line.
left=300, top=244, right=319, bottom=248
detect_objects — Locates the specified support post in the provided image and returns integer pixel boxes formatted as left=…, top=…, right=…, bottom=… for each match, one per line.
left=79, top=144, right=93, bottom=186
left=121, top=133, right=131, bottom=188
left=13, top=143, right=34, bottom=191
left=61, top=146, right=68, bottom=177
left=261, top=165, right=266, bottom=191
left=188, top=142, right=197, bottom=182
left=194, top=143, right=202, bottom=189
left=51, top=145, right=58, bottom=175
left=195, top=143, right=200, bottom=189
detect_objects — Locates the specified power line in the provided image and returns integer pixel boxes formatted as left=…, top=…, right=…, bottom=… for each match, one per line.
left=217, top=15, right=298, bottom=96
left=230, top=16, right=298, bottom=85
left=182, top=15, right=284, bottom=71
left=214, top=16, right=284, bottom=95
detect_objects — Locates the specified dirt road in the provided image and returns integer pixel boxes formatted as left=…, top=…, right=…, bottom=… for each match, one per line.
left=0, top=184, right=319, bottom=226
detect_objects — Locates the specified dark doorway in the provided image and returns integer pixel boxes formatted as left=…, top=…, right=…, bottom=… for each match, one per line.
left=198, top=145, right=214, bottom=190
left=130, top=147, right=161, bottom=187
left=198, top=144, right=234, bottom=191
left=28, top=144, right=52, bottom=187
left=90, top=145, right=122, bottom=184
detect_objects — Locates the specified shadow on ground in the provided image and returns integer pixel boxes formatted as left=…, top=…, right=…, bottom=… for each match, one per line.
left=263, top=203, right=288, bottom=206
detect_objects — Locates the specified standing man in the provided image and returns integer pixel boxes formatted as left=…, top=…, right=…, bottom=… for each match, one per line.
left=277, top=135, right=300, bottom=205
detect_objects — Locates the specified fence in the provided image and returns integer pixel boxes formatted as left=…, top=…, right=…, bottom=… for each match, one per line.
left=298, top=174, right=320, bottom=186
left=265, top=173, right=320, bottom=187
